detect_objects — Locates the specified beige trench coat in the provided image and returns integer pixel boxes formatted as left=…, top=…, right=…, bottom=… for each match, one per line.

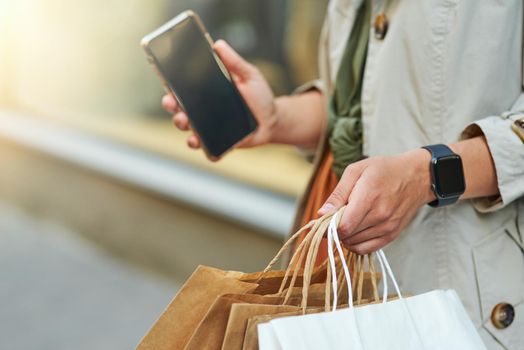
left=292, top=0, right=524, bottom=348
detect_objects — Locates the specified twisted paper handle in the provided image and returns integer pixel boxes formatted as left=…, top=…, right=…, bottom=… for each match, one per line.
left=257, top=206, right=382, bottom=311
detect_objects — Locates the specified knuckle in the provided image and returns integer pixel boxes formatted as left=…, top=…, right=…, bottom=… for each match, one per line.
left=388, top=219, right=400, bottom=231
left=341, top=164, right=354, bottom=177
left=376, top=205, right=392, bottom=221
left=384, top=233, right=395, bottom=244
left=353, top=245, right=369, bottom=255
left=385, top=225, right=400, bottom=240
left=342, top=163, right=361, bottom=177
left=337, top=223, right=351, bottom=238
left=384, top=222, right=396, bottom=235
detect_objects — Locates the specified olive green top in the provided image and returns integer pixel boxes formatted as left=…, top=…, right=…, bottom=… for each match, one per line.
left=327, top=0, right=370, bottom=178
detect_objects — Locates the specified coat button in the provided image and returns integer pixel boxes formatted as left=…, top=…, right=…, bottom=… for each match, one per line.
left=374, top=13, right=389, bottom=40
left=491, top=303, right=515, bottom=329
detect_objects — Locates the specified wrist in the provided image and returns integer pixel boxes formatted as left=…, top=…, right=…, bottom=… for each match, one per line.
left=268, top=91, right=324, bottom=147
left=268, top=96, right=288, bottom=144
left=402, top=148, right=436, bottom=206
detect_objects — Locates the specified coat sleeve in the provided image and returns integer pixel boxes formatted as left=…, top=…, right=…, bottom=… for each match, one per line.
left=461, top=93, right=524, bottom=213
left=292, top=79, right=324, bottom=95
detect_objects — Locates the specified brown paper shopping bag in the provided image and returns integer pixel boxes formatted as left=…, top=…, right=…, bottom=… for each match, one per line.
left=184, top=292, right=328, bottom=350
left=185, top=217, right=340, bottom=350
left=221, top=303, right=311, bottom=350
left=136, top=220, right=319, bottom=350
left=241, top=308, right=324, bottom=350
left=183, top=294, right=282, bottom=350
left=239, top=209, right=383, bottom=350
left=217, top=216, right=378, bottom=350
left=136, top=258, right=327, bottom=349
left=136, top=266, right=258, bottom=350
left=137, top=207, right=380, bottom=350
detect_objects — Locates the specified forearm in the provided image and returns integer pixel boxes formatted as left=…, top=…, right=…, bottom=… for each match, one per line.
left=450, top=136, right=499, bottom=200
left=410, top=136, right=499, bottom=205
left=270, top=90, right=326, bottom=148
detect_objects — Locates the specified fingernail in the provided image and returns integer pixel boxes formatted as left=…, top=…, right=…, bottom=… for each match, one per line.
left=318, top=203, right=334, bottom=215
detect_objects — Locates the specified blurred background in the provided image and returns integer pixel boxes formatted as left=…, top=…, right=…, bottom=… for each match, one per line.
left=0, top=0, right=327, bottom=348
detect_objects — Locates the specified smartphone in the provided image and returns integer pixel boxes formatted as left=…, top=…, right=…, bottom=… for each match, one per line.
left=141, top=10, right=258, bottom=159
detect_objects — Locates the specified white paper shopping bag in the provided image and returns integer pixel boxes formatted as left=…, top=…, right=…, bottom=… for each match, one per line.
left=258, top=213, right=487, bottom=350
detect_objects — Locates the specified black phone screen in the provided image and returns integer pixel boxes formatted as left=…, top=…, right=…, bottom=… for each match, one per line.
left=148, top=16, right=258, bottom=158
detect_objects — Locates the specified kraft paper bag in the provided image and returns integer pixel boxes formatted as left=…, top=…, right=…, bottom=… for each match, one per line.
left=184, top=294, right=283, bottom=350
left=242, top=308, right=323, bottom=350
left=135, top=212, right=319, bottom=350
left=136, top=266, right=258, bottom=350
left=137, top=208, right=377, bottom=350
left=221, top=303, right=300, bottom=350
left=136, top=255, right=334, bottom=350
left=184, top=293, right=327, bottom=350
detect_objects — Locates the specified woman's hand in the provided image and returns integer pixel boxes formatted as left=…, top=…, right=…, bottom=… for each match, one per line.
left=318, top=149, right=434, bottom=254
left=162, top=39, right=278, bottom=151
left=318, top=136, right=499, bottom=254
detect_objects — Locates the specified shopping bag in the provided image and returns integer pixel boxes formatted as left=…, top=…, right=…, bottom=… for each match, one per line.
left=258, top=212, right=488, bottom=350
left=221, top=303, right=302, bottom=350
left=230, top=213, right=382, bottom=350
left=186, top=288, right=334, bottom=350
left=184, top=294, right=290, bottom=350
left=135, top=217, right=322, bottom=349
left=241, top=308, right=325, bottom=350
left=242, top=244, right=385, bottom=350
left=136, top=219, right=319, bottom=350
left=137, top=208, right=379, bottom=350
left=136, top=266, right=258, bottom=350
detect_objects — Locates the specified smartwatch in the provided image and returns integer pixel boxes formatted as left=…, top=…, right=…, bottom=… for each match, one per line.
left=422, top=144, right=466, bottom=207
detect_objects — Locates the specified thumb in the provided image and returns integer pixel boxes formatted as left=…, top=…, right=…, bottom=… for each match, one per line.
left=213, top=39, right=255, bottom=80
left=318, top=164, right=363, bottom=216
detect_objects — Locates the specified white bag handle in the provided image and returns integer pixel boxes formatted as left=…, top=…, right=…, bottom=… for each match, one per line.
left=327, top=213, right=353, bottom=310
left=327, top=213, right=403, bottom=309
left=376, top=249, right=403, bottom=301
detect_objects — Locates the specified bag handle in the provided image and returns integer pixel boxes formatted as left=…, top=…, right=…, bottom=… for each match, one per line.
left=300, top=213, right=333, bottom=308
left=278, top=212, right=333, bottom=304
left=368, top=253, right=380, bottom=303
left=327, top=211, right=353, bottom=310
left=376, top=249, right=402, bottom=301
left=327, top=212, right=403, bottom=310
left=264, top=206, right=380, bottom=310
left=261, top=219, right=316, bottom=275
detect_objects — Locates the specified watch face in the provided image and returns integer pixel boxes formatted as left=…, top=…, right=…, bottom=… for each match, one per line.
left=434, top=155, right=465, bottom=197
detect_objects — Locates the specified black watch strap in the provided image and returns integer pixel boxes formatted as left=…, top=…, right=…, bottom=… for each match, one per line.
left=427, top=193, right=457, bottom=207
left=422, top=144, right=453, bottom=158
left=422, top=144, right=461, bottom=207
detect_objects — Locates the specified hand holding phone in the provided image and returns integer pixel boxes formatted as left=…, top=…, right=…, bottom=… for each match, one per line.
left=162, top=39, right=278, bottom=153
left=143, top=10, right=277, bottom=159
